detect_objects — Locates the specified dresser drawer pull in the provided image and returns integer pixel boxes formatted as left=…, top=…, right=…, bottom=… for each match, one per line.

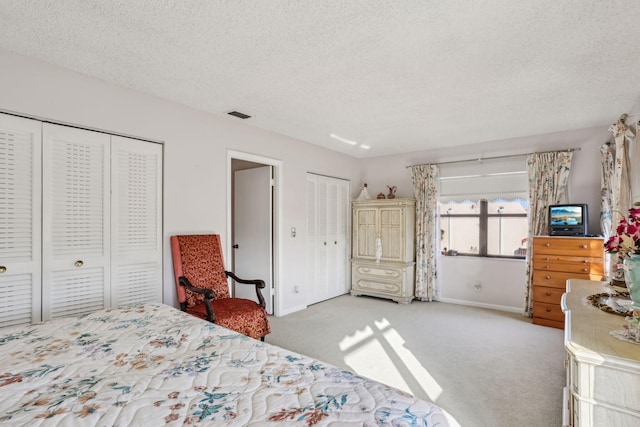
left=545, top=243, right=551, bottom=247
left=546, top=307, right=552, bottom=312
left=545, top=275, right=551, bottom=280
left=543, top=257, right=550, bottom=261
left=581, top=244, right=587, bottom=249
left=544, top=265, right=550, bottom=269
left=583, top=260, right=588, bottom=263
left=582, top=268, right=588, bottom=272
left=545, top=291, right=552, bottom=296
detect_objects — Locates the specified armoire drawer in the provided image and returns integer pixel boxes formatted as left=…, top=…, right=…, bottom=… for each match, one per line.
left=352, top=278, right=402, bottom=296
left=354, top=264, right=402, bottom=279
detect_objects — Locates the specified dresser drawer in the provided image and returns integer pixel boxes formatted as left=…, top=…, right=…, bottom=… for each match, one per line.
left=533, top=286, right=564, bottom=305
left=533, top=301, right=564, bottom=323
left=533, top=254, right=604, bottom=276
left=533, top=270, right=592, bottom=289
left=533, top=237, right=603, bottom=257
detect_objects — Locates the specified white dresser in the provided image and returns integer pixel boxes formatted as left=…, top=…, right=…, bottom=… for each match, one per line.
left=350, top=198, right=415, bottom=304
left=562, top=279, right=640, bottom=426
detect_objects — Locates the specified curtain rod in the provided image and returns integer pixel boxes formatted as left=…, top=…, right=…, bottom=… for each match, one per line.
left=405, top=147, right=581, bottom=168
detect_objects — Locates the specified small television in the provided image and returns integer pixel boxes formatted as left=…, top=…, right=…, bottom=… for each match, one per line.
left=549, top=204, right=588, bottom=236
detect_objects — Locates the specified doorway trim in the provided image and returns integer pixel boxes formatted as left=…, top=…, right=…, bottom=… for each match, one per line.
left=227, top=149, right=282, bottom=316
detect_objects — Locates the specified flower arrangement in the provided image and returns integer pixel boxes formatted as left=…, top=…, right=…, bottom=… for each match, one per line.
left=604, top=207, right=640, bottom=257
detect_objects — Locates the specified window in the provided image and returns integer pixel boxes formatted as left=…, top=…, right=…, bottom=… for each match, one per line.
left=440, top=198, right=528, bottom=258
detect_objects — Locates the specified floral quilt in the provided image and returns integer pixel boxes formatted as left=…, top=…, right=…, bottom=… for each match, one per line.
left=0, top=303, right=450, bottom=426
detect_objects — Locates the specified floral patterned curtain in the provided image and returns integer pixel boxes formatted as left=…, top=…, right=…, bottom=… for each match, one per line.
left=410, top=164, right=440, bottom=301
left=523, top=151, right=573, bottom=317
left=601, top=116, right=634, bottom=281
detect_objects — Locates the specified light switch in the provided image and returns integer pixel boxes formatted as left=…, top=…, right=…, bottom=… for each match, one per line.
left=291, top=227, right=296, bottom=237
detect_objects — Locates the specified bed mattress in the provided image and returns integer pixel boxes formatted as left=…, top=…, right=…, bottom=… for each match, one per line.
left=0, top=302, right=450, bottom=426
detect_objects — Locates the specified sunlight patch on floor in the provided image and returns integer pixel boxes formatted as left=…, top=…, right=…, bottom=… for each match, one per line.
left=338, top=325, right=374, bottom=351
left=342, top=332, right=412, bottom=394
left=339, top=318, right=444, bottom=402
left=379, top=322, right=443, bottom=401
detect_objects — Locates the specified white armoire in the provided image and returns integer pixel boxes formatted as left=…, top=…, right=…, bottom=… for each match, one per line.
left=351, top=198, right=416, bottom=304
left=306, top=173, right=350, bottom=305
left=0, top=113, right=163, bottom=328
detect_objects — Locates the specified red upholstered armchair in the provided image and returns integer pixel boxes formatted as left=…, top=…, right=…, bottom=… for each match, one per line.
left=170, top=234, right=271, bottom=340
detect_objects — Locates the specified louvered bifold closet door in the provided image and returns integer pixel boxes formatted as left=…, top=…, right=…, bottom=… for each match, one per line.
left=0, top=114, right=42, bottom=328
left=306, top=173, right=319, bottom=304
left=42, top=124, right=110, bottom=320
left=111, top=136, right=162, bottom=306
left=306, top=173, right=350, bottom=305
left=332, top=179, right=349, bottom=297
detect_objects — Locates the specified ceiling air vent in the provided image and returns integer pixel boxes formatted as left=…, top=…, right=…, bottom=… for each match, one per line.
left=227, top=111, right=252, bottom=119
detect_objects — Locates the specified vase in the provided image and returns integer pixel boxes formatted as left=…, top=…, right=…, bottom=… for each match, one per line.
left=623, top=254, right=640, bottom=308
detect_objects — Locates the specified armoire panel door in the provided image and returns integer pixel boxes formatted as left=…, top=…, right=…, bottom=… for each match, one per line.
left=0, top=114, right=42, bottom=327
left=353, top=207, right=377, bottom=259
left=42, top=124, right=110, bottom=320
left=379, top=207, right=404, bottom=261
left=110, top=136, right=163, bottom=306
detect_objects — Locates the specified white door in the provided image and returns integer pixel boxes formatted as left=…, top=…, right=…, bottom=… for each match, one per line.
left=0, top=114, right=42, bottom=327
left=306, top=173, right=350, bottom=305
left=233, top=166, right=273, bottom=314
left=42, top=124, right=111, bottom=320
left=332, top=178, right=350, bottom=296
left=110, top=136, right=163, bottom=306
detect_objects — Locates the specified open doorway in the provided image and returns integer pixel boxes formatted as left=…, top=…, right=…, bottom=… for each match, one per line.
left=227, top=151, right=281, bottom=316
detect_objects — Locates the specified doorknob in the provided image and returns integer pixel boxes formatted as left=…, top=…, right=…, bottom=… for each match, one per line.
left=233, top=244, right=239, bottom=249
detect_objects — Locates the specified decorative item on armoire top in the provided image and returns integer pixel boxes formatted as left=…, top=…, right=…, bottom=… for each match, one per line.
left=386, top=185, right=397, bottom=199
left=355, top=183, right=372, bottom=201
left=377, top=192, right=385, bottom=199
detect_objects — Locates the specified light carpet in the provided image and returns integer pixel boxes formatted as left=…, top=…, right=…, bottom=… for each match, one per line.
left=267, top=294, right=566, bottom=427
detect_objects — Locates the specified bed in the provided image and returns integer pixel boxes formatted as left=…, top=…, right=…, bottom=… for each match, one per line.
left=0, top=302, right=450, bottom=426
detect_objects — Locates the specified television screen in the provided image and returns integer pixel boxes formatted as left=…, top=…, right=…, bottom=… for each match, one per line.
left=550, top=205, right=584, bottom=226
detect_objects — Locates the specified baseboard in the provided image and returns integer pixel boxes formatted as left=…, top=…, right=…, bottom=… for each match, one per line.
left=438, top=297, right=523, bottom=314
left=276, top=304, right=308, bottom=317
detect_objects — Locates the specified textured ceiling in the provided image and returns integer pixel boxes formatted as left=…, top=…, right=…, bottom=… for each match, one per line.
left=1, top=1, right=639, bottom=158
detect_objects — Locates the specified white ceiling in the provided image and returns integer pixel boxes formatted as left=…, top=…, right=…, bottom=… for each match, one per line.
left=1, top=1, right=639, bottom=158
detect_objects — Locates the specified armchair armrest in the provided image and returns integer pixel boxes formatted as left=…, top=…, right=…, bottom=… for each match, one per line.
left=225, top=271, right=267, bottom=309
left=178, top=276, right=216, bottom=322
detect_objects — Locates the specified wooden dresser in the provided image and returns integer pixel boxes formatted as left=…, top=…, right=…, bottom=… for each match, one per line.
left=562, top=279, right=640, bottom=426
left=532, top=236, right=604, bottom=328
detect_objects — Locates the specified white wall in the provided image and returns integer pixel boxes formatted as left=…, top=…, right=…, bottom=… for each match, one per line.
left=439, top=257, right=526, bottom=312
left=0, top=48, right=361, bottom=315
left=359, top=123, right=610, bottom=310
